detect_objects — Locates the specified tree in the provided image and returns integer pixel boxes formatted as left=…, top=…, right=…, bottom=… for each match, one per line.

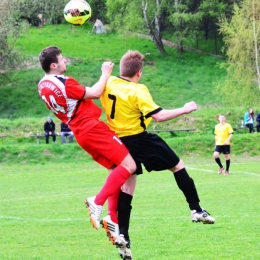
left=18, top=0, right=42, bottom=26
left=106, top=0, right=167, bottom=54
left=46, top=0, right=69, bottom=25
left=169, top=0, right=234, bottom=54
left=0, top=0, right=24, bottom=77
left=169, top=0, right=201, bottom=53
left=87, top=0, right=107, bottom=23
left=141, top=0, right=166, bottom=54
left=252, top=0, right=260, bottom=89
left=217, top=0, right=260, bottom=106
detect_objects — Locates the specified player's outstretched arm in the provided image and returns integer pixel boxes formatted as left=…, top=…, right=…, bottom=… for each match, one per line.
left=152, top=101, right=198, bottom=122
left=84, top=61, right=114, bottom=99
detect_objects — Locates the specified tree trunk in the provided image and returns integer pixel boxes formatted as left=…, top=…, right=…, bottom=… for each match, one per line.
left=252, top=0, right=260, bottom=90
left=150, top=29, right=167, bottom=54
left=214, top=28, right=218, bottom=55
left=142, top=0, right=167, bottom=55
left=203, top=17, right=209, bottom=41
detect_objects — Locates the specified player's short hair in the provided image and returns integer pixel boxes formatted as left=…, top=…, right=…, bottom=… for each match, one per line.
left=120, top=50, right=145, bottom=77
left=39, top=46, right=62, bottom=73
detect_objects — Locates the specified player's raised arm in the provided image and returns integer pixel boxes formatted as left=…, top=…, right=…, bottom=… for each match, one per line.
left=84, top=61, right=114, bottom=99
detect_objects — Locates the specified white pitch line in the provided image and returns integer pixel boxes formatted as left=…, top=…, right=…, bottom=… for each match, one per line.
left=0, top=215, right=86, bottom=222
left=186, top=167, right=215, bottom=173
left=186, top=167, right=260, bottom=177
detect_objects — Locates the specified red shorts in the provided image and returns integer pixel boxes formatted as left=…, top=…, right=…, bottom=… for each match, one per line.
left=75, top=121, right=129, bottom=169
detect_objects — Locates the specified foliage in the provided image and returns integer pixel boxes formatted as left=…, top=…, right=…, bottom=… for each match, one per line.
left=106, top=0, right=144, bottom=32
left=106, top=0, right=167, bottom=54
left=0, top=24, right=259, bottom=149
left=88, top=0, right=108, bottom=23
left=18, top=0, right=43, bottom=26
left=168, top=0, right=227, bottom=54
left=169, top=2, right=200, bottom=53
left=0, top=24, right=230, bottom=120
left=0, top=0, right=25, bottom=74
left=217, top=0, right=260, bottom=106
left=105, top=0, right=243, bottom=54
left=17, top=0, right=69, bottom=25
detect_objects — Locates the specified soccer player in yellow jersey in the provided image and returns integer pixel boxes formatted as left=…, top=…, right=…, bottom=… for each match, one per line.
left=214, top=114, right=233, bottom=175
left=100, top=50, right=215, bottom=259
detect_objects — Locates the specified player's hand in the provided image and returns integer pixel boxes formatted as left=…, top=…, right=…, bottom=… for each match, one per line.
left=101, top=61, right=114, bottom=76
left=183, top=101, right=198, bottom=114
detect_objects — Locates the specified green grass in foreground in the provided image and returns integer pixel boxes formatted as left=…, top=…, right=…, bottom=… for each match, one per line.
left=1, top=159, right=259, bottom=260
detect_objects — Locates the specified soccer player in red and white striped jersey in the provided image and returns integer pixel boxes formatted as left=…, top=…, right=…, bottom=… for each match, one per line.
left=38, top=46, right=136, bottom=232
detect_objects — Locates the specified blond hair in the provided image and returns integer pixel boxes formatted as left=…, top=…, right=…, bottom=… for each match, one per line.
left=120, top=50, right=144, bottom=77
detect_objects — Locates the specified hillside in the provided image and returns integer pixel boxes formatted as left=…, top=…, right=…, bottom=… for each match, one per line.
left=0, top=24, right=259, bottom=163
left=0, top=25, right=241, bottom=120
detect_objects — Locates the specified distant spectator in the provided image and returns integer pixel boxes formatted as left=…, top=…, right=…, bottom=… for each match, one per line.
left=256, top=111, right=260, bottom=133
left=60, top=122, right=74, bottom=144
left=44, top=117, right=56, bottom=144
left=244, top=108, right=255, bottom=133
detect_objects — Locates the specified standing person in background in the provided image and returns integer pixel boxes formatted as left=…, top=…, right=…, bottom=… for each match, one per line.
left=214, top=114, right=233, bottom=175
left=60, top=122, right=74, bottom=143
left=244, top=108, right=255, bottom=133
left=44, top=117, right=56, bottom=144
left=256, top=111, right=260, bottom=133
left=38, top=46, right=136, bottom=233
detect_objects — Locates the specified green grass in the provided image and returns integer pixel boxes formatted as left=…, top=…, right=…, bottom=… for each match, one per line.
left=0, top=21, right=259, bottom=260
left=1, top=159, right=259, bottom=260
left=1, top=24, right=258, bottom=134
left=0, top=133, right=259, bottom=165
left=1, top=24, right=229, bottom=121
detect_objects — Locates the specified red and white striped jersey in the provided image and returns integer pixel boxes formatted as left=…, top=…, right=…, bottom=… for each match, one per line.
left=38, top=75, right=102, bottom=137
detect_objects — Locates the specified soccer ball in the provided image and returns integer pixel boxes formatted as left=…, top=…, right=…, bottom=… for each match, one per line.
left=64, top=0, right=92, bottom=26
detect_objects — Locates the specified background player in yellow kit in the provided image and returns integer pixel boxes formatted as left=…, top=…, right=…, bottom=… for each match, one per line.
left=214, top=114, right=234, bottom=175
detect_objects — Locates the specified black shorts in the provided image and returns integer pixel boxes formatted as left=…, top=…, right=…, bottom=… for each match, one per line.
left=214, top=145, right=230, bottom=154
left=120, top=132, right=180, bottom=175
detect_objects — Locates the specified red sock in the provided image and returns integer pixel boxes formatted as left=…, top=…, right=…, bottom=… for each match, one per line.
left=107, top=189, right=121, bottom=224
left=95, top=165, right=131, bottom=206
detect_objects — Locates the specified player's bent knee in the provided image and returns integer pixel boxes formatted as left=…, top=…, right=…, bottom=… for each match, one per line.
left=120, top=153, right=137, bottom=174
left=171, top=159, right=185, bottom=172
left=214, top=152, right=219, bottom=159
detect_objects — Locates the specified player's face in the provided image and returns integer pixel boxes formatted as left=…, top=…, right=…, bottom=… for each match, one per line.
left=219, top=115, right=226, bottom=124
left=56, top=54, right=67, bottom=74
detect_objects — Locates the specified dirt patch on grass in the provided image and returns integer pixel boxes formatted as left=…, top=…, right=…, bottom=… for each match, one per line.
left=42, top=149, right=52, bottom=156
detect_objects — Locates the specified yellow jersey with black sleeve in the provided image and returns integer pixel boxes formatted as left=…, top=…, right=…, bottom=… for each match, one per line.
left=214, top=123, right=233, bottom=145
left=100, top=76, right=161, bottom=137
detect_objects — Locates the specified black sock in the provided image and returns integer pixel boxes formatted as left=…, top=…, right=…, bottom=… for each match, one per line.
left=173, top=168, right=202, bottom=212
left=117, top=192, right=133, bottom=241
left=226, top=159, right=230, bottom=171
left=215, top=158, right=223, bottom=168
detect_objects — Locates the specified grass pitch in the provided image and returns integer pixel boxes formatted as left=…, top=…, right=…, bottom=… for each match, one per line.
left=0, top=159, right=259, bottom=260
